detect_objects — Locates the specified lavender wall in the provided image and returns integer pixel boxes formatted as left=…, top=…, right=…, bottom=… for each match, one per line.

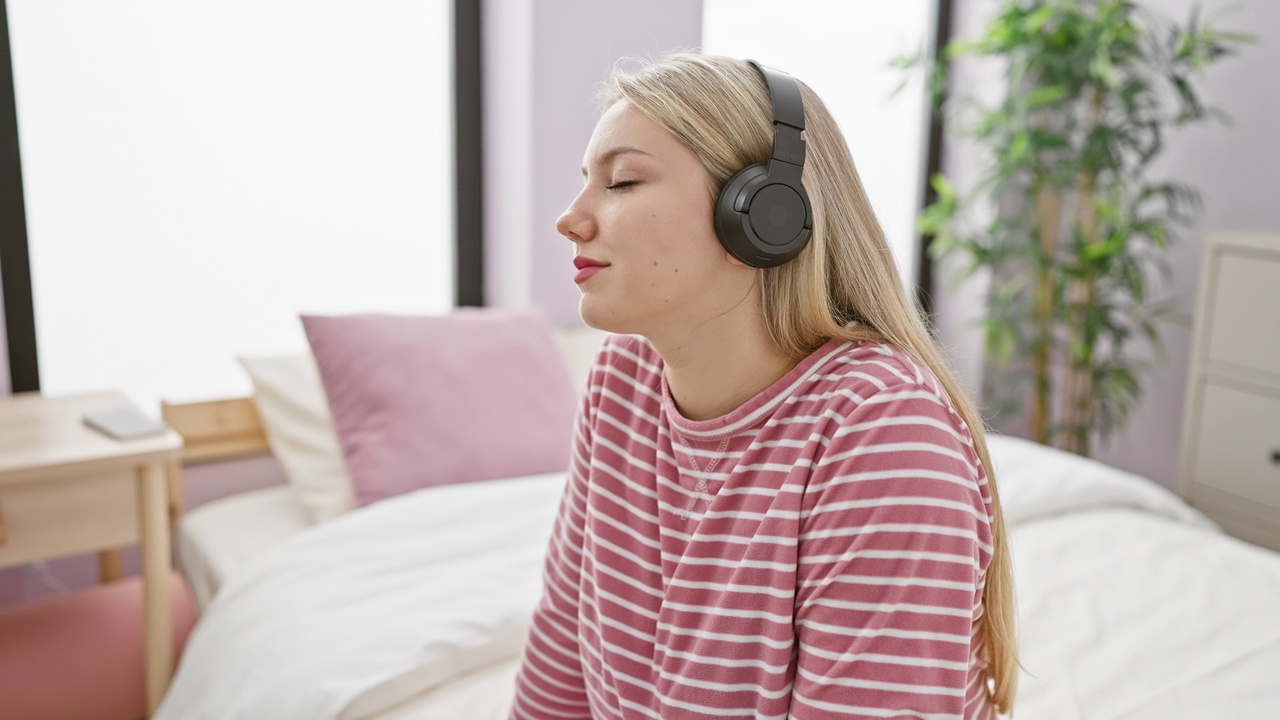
left=938, top=0, right=1280, bottom=489
left=482, top=0, right=704, bottom=327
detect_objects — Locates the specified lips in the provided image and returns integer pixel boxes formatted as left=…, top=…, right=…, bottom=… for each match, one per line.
left=573, top=256, right=607, bottom=270
left=573, top=256, right=608, bottom=284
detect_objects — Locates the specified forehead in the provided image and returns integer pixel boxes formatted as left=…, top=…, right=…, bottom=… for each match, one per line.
left=581, top=101, right=678, bottom=172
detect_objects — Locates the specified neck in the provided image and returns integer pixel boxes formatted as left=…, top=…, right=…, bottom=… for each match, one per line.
left=649, top=311, right=800, bottom=422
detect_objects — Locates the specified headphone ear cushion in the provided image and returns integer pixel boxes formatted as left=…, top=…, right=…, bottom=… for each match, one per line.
left=714, top=163, right=770, bottom=266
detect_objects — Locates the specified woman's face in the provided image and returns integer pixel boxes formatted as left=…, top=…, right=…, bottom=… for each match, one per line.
left=557, top=101, right=753, bottom=338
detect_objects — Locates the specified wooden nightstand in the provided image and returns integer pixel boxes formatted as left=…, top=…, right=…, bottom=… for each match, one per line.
left=0, top=391, right=184, bottom=714
left=1179, top=233, right=1280, bottom=552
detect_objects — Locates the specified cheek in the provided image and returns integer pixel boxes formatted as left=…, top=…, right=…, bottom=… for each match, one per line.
left=644, top=258, right=682, bottom=294
left=652, top=197, right=719, bottom=258
left=612, top=192, right=721, bottom=292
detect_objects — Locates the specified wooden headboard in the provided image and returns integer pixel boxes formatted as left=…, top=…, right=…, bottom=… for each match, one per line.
left=160, top=396, right=271, bottom=465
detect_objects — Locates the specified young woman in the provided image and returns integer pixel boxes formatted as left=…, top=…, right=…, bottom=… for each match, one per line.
left=511, top=52, right=1017, bottom=720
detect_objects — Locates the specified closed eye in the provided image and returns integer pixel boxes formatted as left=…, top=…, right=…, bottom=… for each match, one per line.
left=606, top=181, right=637, bottom=191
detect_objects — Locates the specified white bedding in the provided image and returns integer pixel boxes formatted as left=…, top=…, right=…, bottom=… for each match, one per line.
left=157, top=436, right=1280, bottom=719
left=176, top=485, right=311, bottom=611
left=1012, top=508, right=1280, bottom=719
left=157, top=472, right=566, bottom=720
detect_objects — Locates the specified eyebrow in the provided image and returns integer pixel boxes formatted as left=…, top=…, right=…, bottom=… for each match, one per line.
left=581, top=146, right=653, bottom=177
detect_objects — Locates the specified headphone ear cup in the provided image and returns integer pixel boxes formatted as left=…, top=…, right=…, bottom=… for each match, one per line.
left=714, top=163, right=770, bottom=267
left=715, top=163, right=813, bottom=269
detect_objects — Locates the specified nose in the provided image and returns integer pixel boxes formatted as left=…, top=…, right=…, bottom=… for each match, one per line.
left=556, top=189, right=596, bottom=244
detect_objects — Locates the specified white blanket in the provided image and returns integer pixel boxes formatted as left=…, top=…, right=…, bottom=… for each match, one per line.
left=991, top=436, right=1280, bottom=719
left=157, top=436, right=1280, bottom=719
left=985, top=435, right=1217, bottom=530
left=156, top=472, right=567, bottom=720
left=1012, top=508, right=1280, bottom=719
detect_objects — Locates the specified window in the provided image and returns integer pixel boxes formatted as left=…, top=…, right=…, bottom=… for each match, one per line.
left=8, top=1, right=454, bottom=410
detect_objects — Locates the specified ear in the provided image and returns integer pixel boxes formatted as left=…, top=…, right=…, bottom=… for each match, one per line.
left=724, top=250, right=750, bottom=269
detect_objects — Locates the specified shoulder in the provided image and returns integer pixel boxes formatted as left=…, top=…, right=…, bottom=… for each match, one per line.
left=585, top=333, right=661, bottom=388
left=577, top=334, right=664, bottom=421
left=807, top=340, right=959, bottom=424
left=804, top=341, right=988, bottom=503
left=597, top=332, right=658, bottom=368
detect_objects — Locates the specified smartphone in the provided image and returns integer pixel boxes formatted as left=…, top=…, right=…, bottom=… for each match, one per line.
left=82, top=407, right=169, bottom=441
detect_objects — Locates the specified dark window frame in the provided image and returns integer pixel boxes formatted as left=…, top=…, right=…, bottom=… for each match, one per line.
left=916, top=0, right=951, bottom=323
left=0, top=0, right=36, bottom=393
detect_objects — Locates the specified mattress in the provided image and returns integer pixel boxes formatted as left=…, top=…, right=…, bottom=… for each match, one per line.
left=176, top=484, right=311, bottom=611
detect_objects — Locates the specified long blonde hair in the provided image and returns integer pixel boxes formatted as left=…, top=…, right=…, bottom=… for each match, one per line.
left=600, top=52, right=1018, bottom=713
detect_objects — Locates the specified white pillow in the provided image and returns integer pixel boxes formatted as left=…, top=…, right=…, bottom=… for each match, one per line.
left=238, top=354, right=355, bottom=523
left=553, top=326, right=609, bottom=395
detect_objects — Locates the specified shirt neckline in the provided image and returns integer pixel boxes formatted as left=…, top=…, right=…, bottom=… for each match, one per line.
left=659, top=336, right=851, bottom=442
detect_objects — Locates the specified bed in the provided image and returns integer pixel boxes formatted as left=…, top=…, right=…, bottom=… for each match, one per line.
left=152, top=343, right=1280, bottom=719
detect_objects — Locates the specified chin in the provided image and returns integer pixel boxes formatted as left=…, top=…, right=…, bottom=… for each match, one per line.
left=579, top=298, right=641, bottom=336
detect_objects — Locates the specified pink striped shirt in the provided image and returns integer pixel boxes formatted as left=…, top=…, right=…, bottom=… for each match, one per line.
left=511, top=333, right=996, bottom=719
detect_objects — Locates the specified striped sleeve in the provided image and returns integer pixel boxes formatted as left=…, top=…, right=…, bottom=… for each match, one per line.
left=790, top=381, right=993, bottom=720
left=510, top=386, right=595, bottom=719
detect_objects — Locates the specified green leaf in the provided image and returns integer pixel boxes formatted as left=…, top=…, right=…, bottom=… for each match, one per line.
left=1024, top=85, right=1067, bottom=109
left=1024, top=5, right=1058, bottom=34
left=931, top=173, right=957, bottom=205
left=944, top=39, right=985, bottom=59
left=1210, top=31, right=1257, bottom=48
left=1009, top=131, right=1030, bottom=163
left=985, top=320, right=1017, bottom=367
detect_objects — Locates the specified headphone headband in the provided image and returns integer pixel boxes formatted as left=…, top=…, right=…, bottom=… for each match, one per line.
left=713, top=60, right=813, bottom=269
left=748, top=60, right=806, bottom=170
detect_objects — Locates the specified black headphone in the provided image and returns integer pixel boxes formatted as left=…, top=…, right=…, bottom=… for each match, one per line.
left=714, top=60, right=813, bottom=269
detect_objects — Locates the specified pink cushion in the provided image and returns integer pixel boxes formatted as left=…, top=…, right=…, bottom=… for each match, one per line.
left=301, top=308, right=578, bottom=507
left=0, top=572, right=198, bottom=720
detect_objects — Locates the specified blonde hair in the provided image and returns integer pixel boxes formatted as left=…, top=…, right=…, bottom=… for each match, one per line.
left=600, top=52, right=1018, bottom=713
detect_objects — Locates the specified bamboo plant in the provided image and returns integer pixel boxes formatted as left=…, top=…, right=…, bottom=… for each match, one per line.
left=910, top=0, right=1249, bottom=456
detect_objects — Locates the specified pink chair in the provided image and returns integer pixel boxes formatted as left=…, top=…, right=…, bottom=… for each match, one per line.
left=0, top=571, right=197, bottom=720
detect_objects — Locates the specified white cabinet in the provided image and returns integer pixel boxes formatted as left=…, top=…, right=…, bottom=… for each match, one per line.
left=1180, top=233, right=1280, bottom=551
